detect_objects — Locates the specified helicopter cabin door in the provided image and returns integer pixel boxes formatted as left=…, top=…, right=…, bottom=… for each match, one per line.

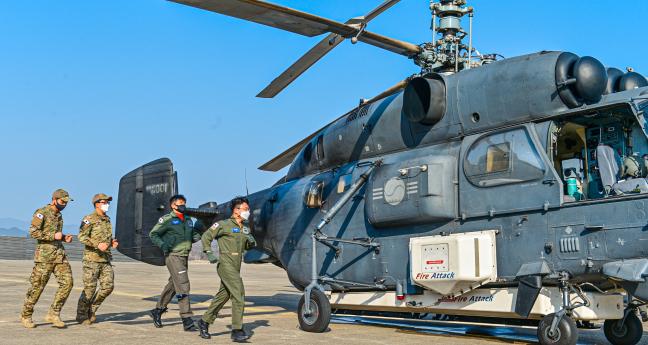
left=459, top=124, right=563, bottom=218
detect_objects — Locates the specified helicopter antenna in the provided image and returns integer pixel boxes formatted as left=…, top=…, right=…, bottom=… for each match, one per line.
left=244, top=168, right=250, bottom=197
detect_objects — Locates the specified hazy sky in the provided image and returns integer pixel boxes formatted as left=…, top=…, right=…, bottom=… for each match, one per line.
left=1, top=0, right=647, bottom=230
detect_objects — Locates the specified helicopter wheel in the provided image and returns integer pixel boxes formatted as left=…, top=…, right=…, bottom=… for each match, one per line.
left=537, top=313, right=578, bottom=345
left=297, top=289, right=331, bottom=333
left=603, top=312, right=643, bottom=345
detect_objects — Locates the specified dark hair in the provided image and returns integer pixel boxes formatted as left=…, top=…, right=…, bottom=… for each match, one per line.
left=169, top=194, right=186, bottom=205
left=230, top=196, right=249, bottom=211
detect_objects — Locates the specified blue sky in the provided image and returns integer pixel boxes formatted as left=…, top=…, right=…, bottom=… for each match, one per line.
left=0, top=0, right=647, bottom=232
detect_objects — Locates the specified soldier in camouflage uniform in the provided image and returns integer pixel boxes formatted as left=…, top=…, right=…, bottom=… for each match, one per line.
left=149, top=194, right=201, bottom=332
left=197, top=196, right=256, bottom=342
left=76, top=193, right=118, bottom=325
left=21, top=189, right=74, bottom=329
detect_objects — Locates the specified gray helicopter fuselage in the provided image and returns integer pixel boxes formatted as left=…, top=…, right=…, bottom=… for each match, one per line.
left=233, top=51, right=648, bottom=300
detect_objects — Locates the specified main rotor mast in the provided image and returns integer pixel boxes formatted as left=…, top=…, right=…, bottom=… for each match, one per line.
left=415, top=0, right=476, bottom=74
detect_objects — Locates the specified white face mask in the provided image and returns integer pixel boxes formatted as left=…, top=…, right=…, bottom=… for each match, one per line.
left=240, top=210, right=250, bottom=221
left=100, top=204, right=110, bottom=213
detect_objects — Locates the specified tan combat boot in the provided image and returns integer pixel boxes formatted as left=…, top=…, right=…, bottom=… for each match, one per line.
left=21, top=317, right=35, bottom=329
left=89, top=312, right=96, bottom=324
left=45, top=311, right=65, bottom=328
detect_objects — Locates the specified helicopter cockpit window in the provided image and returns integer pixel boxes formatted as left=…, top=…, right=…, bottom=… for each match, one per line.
left=316, top=135, right=325, bottom=161
left=465, top=128, right=545, bottom=187
left=303, top=142, right=313, bottom=163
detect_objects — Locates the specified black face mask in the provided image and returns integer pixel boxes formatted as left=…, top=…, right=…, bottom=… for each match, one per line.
left=175, top=204, right=186, bottom=214
left=55, top=203, right=66, bottom=211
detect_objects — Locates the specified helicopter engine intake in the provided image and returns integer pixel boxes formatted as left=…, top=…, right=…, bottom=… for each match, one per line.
left=555, top=52, right=608, bottom=108
left=402, top=77, right=446, bottom=126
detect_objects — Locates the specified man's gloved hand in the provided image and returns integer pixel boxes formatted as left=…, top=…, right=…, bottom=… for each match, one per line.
left=161, top=243, right=172, bottom=254
left=246, top=235, right=257, bottom=249
left=205, top=251, right=219, bottom=264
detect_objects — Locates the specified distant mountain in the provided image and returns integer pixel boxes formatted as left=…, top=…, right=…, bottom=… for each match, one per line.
left=0, top=217, right=30, bottom=230
left=0, top=227, right=28, bottom=237
left=0, top=217, right=77, bottom=235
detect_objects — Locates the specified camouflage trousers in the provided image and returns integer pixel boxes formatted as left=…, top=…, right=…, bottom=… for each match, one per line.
left=21, top=261, right=73, bottom=318
left=76, top=261, right=114, bottom=320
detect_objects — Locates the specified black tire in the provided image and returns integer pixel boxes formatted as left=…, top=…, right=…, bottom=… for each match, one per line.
left=537, top=313, right=578, bottom=345
left=297, top=289, right=331, bottom=333
left=604, top=312, right=644, bottom=345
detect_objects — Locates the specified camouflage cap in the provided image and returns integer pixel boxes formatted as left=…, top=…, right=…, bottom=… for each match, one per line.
left=92, top=193, right=113, bottom=205
left=52, top=189, right=73, bottom=202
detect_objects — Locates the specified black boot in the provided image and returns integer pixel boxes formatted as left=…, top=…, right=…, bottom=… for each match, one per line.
left=231, top=328, right=251, bottom=342
left=197, top=319, right=210, bottom=339
left=182, top=317, right=197, bottom=331
left=149, top=307, right=166, bottom=328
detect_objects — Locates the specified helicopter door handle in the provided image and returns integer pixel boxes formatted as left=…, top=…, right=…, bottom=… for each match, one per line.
left=585, top=225, right=605, bottom=232
left=542, top=179, right=558, bottom=185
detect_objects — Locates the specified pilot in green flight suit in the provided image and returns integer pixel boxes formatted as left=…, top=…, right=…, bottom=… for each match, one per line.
left=197, top=196, right=256, bottom=342
left=148, top=194, right=201, bottom=332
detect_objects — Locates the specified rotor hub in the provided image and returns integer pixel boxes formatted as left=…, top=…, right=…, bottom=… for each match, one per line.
left=416, top=0, right=482, bottom=74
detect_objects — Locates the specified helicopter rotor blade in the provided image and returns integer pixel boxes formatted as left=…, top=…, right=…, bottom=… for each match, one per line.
left=169, top=0, right=349, bottom=37
left=257, top=0, right=403, bottom=98
left=256, top=32, right=344, bottom=98
left=362, top=77, right=410, bottom=105
left=168, top=1, right=421, bottom=61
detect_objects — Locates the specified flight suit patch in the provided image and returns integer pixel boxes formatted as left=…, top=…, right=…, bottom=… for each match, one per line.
left=209, top=222, right=219, bottom=230
left=172, top=219, right=181, bottom=225
left=36, top=213, right=43, bottom=219
left=158, top=217, right=164, bottom=223
left=242, top=227, right=250, bottom=234
left=83, top=219, right=90, bottom=225
left=232, top=228, right=240, bottom=233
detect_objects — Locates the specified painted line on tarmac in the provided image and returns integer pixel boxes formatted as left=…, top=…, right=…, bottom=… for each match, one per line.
left=1, top=277, right=294, bottom=318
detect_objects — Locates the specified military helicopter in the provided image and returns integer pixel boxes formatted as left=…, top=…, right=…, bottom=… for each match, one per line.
left=115, top=1, right=648, bottom=344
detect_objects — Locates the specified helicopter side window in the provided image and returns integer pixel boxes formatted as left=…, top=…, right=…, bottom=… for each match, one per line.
left=316, top=135, right=325, bottom=161
left=337, top=173, right=352, bottom=194
left=464, top=128, right=545, bottom=187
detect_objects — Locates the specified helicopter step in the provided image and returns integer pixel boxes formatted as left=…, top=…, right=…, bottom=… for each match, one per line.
left=327, top=287, right=631, bottom=345
left=326, top=287, right=623, bottom=321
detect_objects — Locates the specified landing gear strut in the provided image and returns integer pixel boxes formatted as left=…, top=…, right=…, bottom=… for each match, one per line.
left=536, top=272, right=587, bottom=345
left=300, top=160, right=382, bottom=333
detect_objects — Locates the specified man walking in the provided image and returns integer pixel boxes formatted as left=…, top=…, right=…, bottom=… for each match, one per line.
left=21, top=189, right=74, bottom=329
left=149, top=194, right=201, bottom=331
left=76, top=193, right=118, bottom=325
left=197, top=196, right=256, bottom=342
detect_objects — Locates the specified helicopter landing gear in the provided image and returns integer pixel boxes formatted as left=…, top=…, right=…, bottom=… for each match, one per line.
left=298, top=288, right=331, bottom=333
left=537, top=312, right=578, bottom=345
left=603, top=308, right=643, bottom=345
left=536, top=272, right=590, bottom=345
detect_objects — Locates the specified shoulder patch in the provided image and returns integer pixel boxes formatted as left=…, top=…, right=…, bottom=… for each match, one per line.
left=83, top=219, right=90, bottom=225
left=209, top=222, right=219, bottom=230
left=36, top=213, right=44, bottom=220
left=158, top=217, right=165, bottom=223
left=242, top=226, right=250, bottom=234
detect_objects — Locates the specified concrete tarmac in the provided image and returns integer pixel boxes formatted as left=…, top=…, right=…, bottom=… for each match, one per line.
left=0, top=259, right=646, bottom=345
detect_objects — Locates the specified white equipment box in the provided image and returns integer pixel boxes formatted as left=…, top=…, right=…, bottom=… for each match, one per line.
left=410, top=230, right=498, bottom=296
